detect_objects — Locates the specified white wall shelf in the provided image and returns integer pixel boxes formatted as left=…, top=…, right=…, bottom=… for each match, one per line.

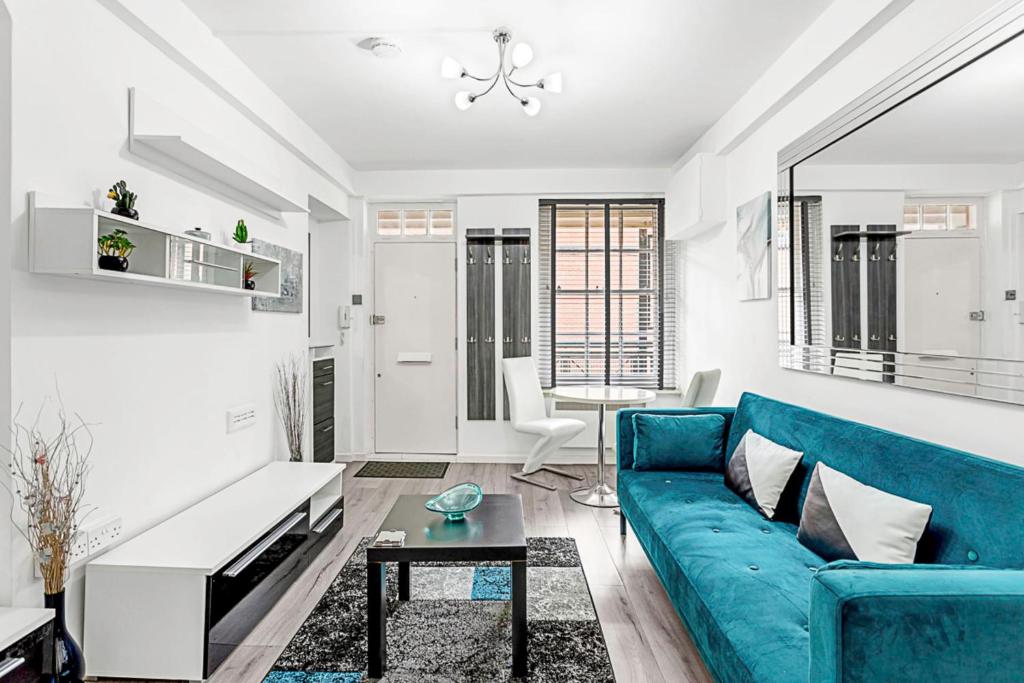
left=132, top=134, right=307, bottom=213
left=128, top=88, right=308, bottom=215
left=29, top=196, right=283, bottom=298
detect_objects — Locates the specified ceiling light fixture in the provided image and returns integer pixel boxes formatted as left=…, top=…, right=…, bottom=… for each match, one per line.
left=441, top=27, right=562, bottom=117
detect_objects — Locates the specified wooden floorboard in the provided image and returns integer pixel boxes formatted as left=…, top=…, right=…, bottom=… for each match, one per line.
left=96, top=463, right=711, bottom=683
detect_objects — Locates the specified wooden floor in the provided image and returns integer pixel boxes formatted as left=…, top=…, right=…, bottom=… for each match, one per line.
left=100, top=463, right=712, bottom=683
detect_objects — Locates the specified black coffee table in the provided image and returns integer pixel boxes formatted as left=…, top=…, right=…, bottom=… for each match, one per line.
left=366, top=493, right=527, bottom=679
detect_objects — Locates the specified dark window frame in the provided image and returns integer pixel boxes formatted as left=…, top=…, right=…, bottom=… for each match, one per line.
left=541, top=198, right=667, bottom=389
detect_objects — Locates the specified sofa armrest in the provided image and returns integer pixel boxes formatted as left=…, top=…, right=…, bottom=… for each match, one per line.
left=616, top=407, right=735, bottom=471
left=809, top=561, right=1024, bottom=683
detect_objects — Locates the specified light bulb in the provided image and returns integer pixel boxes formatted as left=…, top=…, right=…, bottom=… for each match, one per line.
left=522, top=97, right=541, bottom=117
left=454, top=91, right=475, bottom=111
left=441, top=56, right=463, bottom=80
left=511, top=42, right=533, bottom=68
left=541, top=72, right=563, bottom=94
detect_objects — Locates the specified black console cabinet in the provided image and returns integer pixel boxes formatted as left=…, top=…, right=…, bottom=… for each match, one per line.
left=313, top=358, right=335, bottom=463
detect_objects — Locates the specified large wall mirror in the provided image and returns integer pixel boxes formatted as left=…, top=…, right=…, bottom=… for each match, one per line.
left=778, top=2, right=1024, bottom=404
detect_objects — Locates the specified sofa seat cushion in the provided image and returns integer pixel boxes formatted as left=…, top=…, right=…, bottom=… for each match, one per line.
left=619, top=469, right=825, bottom=683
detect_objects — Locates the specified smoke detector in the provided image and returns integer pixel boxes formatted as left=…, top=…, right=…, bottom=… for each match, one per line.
left=368, top=37, right=401, bottom=59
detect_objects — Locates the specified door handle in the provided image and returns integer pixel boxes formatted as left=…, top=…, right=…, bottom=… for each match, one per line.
left=504, top=336, right=513, bottom=343
left=320, top=380, right=334, bottom=386
left=223, top=512, right=307, bottom=577
left=371, top=314, right=385, bottom=325
left=484, top=336, right=494, bottom=344
left=870, top=334, right=880, bottom=342
left=467, top=336, right=476, bottom=344
left=312, top=508, right=342, bottom=534
left=834, top=334, right=845, bottom=342
left=521, top=336, right=530, bottom=343
left=0, top=658, right=25, bottom=679
left=322, top=425, right=334, bottom=432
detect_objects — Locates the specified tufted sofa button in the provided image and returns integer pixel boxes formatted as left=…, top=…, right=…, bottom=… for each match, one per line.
left=749, top=565, right=759, bottom=571
left=712, top=528, right=720, bottom=533
left=664, top=480, right=672, bottom=484
left=761, top=528, right=771, bottom=534
left=967, top=550, right=979, bottom=562
left=807, top=565, right=818, bottom=572
left=802, top=623, right=809, bottom=632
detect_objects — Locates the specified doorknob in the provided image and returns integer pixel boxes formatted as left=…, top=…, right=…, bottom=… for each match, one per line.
left=503, top=336, right=513, bottom=343
left=484, top=336, right=494, bottom=344
left=521, top=336, right=530, bottom=343
left=467, top=336, right=477, bottom=344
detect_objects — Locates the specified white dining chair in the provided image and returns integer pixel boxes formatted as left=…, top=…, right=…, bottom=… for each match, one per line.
left=503, top=357, right=586, bottom=491
left=681, top=368, right=722, bottom=407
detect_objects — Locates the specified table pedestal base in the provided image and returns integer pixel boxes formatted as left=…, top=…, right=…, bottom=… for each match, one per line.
left=570, top=482, right=619, bottom=508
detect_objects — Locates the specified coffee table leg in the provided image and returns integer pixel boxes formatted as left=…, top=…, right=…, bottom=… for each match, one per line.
left=367, top=561, right=387, bottom=678
left=398, top=561, right=410, bottom=601
left=511, top=560, right=527, bottom=678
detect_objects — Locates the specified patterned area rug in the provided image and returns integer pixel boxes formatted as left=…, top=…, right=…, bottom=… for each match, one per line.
left=262, top=537, right=615, bottom=682
left=354, top=461, right=451, bottom=479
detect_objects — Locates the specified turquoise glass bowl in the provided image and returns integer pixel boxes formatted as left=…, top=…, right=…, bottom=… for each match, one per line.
left=425, top=482, right=483, bottom=521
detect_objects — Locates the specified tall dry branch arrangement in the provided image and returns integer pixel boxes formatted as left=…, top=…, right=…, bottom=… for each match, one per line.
left=274, top=354, right=308, bottom=462
left=2, top=400, right=92, bottom=595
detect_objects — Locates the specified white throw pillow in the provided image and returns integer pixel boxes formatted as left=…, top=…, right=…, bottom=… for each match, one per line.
left=724, top=429, right=803, bottom=519
left=797, top=462, right=933, bottom=563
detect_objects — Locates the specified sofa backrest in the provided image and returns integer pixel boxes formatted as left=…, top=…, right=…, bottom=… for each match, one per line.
left=728, top=392, right=1024, bottom=568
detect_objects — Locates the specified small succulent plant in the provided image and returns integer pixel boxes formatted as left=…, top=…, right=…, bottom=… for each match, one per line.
left=97, top=229, right=135, bottom=257
left=106, top=180, right=137, bottom=211
left=232, top=219, right=249, bottom=244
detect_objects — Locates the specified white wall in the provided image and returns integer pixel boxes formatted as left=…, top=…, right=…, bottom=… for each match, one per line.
left=1, top=0, right=354, bottom=639
left=676, top=0, right=1024, bottom=466
left=0, top=0, right=12, bottom=608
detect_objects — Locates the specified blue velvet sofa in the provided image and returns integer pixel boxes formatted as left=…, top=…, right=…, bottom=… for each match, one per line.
left=616, top=392, right=1024, bottom=683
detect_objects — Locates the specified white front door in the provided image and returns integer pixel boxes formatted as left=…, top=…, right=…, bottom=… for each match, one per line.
left=373, top=242, right=457, bottom=454
left=900, top=233, right=981, bottom=394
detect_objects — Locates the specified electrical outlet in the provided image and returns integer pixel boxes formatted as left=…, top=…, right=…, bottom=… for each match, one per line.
left=85, top=515, right=123, bottom=555
left=227, top=403, right=257, bottom=433
left=67, top=531, right=88, bottom=566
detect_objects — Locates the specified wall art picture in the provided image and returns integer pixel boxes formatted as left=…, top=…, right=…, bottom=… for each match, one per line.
left=252, top=239, right=303, bottom=313
left=736, top=191, right=772, bottom=301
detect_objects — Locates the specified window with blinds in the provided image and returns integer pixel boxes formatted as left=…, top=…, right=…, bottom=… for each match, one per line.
left=780, top=195, right=825, bottom=347
left=538, top=200, right=676, bottom=390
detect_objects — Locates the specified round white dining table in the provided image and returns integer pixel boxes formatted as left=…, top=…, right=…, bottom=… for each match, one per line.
left=549, top=385, right=656, bottom=507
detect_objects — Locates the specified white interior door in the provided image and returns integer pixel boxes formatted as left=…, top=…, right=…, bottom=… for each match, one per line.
left=373, top=242, right=457, bottom=454
left=900, top=234, right=981, bottom=393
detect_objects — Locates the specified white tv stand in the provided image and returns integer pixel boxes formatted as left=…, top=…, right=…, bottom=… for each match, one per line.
left=84, top=462, right=345, bottom=681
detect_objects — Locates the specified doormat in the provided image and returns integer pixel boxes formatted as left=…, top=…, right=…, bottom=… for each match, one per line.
left=354, top=461, right=450, bottom=479
left=262, top=537, right=614, bottom=682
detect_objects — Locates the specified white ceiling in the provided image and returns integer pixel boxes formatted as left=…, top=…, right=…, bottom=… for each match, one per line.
left=807, top=33, right=1024, bottom=166
left=184, top=0, right=832, bottom=171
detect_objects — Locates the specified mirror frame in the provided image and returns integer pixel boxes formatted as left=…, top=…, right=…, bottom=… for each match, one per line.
left=777, top=0, right=1024, bottom=403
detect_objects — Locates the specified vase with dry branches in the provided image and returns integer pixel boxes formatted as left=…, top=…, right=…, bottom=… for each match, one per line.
left=3, top=400, right=91, bottom=682
left=274, top=354, right=308, bottom=462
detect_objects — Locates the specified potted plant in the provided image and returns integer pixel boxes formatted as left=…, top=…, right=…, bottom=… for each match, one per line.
left=106, top=180, right=138, bottom=219
left=2, top=399, right=91, bottom=682
left=243, top=261, right=258, bottom=290
left=97, top=229, right=135, bottom=272
left=232, top=219, right=250, bottom=249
